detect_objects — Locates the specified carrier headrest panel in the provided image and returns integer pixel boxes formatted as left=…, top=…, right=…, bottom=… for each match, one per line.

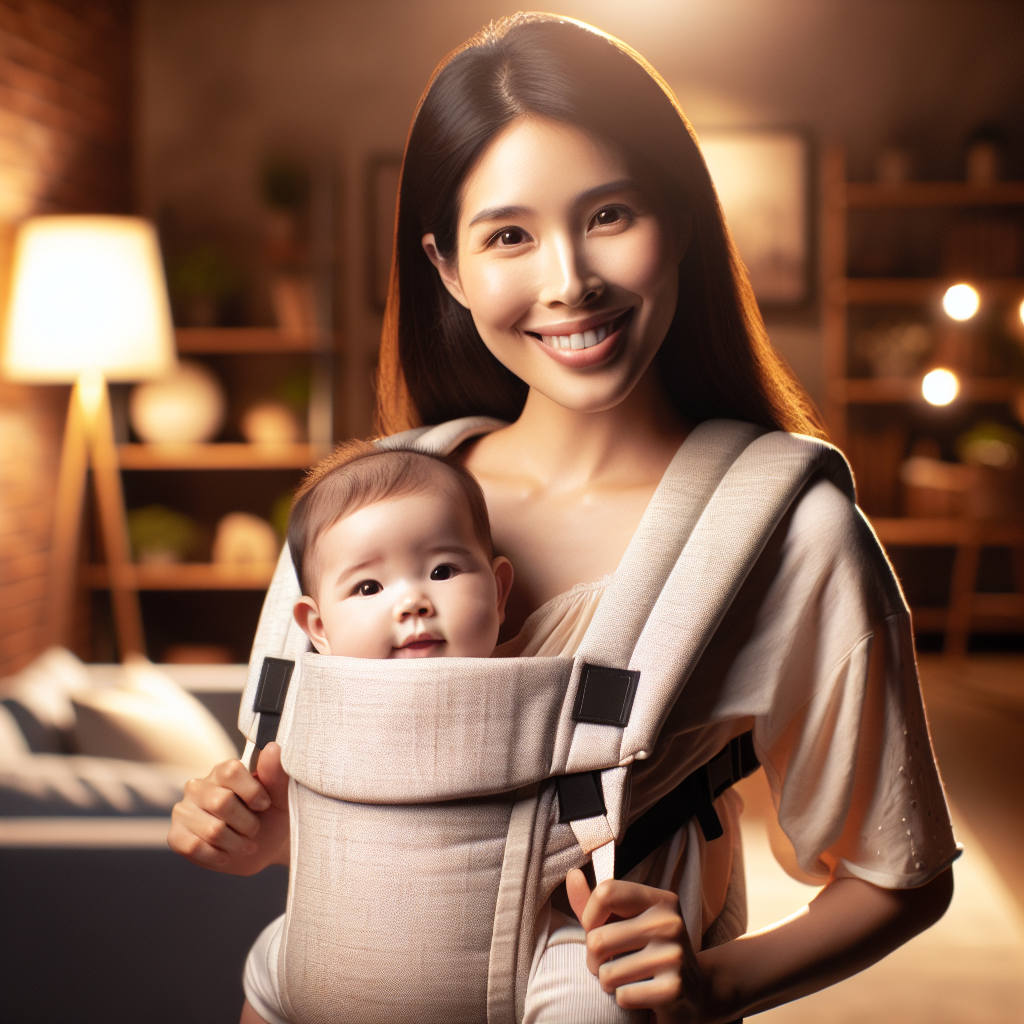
left=280, top=652, right=576, bottom=803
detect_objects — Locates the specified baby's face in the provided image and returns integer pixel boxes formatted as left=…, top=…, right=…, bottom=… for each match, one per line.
left=294, top=488, right=513, bottom=659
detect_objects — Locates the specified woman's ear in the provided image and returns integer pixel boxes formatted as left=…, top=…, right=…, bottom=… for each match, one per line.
left=293, top=596, right=331, bottom=655
left=422, top=233, right=470, bottom=309
left=491, top=556, right=514, bottom=625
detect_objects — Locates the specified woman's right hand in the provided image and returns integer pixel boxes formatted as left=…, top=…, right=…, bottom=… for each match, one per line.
left=168, top=741, right=291, bottom=875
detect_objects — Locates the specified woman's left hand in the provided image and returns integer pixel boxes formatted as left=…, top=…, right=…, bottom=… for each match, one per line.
left=565, top=868, right=726, bottom=1024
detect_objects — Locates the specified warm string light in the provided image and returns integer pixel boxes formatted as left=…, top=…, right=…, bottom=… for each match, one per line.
left=922, top=368, right=959, bottom=406
left=942, top=283, right=979, bottom=321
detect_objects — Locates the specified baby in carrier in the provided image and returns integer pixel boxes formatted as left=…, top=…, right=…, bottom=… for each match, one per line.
left=243, top=440, right=514, bottom=1023
left=288, top=439, right=514, bottom=660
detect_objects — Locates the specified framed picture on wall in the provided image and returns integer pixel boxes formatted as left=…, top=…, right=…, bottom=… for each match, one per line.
left=367, top=155, right=402, bottom=311
left=699, top=130, right=811, bottom=306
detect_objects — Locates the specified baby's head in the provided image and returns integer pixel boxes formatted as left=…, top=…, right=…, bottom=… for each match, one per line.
left=288, top=441, right=513, bottom=658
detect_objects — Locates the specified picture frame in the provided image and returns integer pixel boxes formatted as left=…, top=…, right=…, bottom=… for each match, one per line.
left=699, top=130, right=812, bottom=306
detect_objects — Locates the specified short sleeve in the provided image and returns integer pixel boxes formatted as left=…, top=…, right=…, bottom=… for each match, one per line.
left=749, top=480, right=961, bottom=888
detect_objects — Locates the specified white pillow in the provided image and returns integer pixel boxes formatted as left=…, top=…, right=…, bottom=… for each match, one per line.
left=73, top=656, right=238, bottom=775
left=0, top=646, right=92, bottom=731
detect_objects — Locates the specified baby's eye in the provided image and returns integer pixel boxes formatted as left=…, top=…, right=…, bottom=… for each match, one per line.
left=429, top=564, right=457, bottom=581
left=355, top=580, right=382, bottom=596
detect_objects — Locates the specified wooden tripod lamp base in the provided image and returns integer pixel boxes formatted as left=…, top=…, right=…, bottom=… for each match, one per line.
left=1, top=215, right=178, bottom=663
left=49, top=370, right=145, bottom=658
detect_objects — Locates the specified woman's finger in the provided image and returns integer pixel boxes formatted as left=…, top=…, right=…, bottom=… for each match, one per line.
left=172, top=797, right=259, bottom=856
left=596, top=937, right=684, bottom=992
left=167, top=815, right=231, bottom=870
left=580, top=877, right=680, bottom=930
left=209, top=758, right=273, bottom=812
left=585, top=902, right=686, bottom=970
left=183, top=776, right=263, bottom=839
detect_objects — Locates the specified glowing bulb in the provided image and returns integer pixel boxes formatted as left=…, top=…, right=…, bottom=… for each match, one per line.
left=942, top=283, right=979, bottom=321
left=922, top=368, right=959, bottom=406
left=1018, top=297, right=1024, bottom=326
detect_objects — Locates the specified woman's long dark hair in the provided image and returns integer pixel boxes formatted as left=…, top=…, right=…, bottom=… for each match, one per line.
left=376, top=13, right=826, bottom=440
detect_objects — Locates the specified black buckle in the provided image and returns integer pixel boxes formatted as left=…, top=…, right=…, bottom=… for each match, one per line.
left=572, top=663, right=640, bottom=726
left=252, top=657, right=294, bottom=749
left=556, top=771, right=607, bottom=823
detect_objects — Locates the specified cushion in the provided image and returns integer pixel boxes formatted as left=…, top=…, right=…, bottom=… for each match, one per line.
left=0, top=646, right=93, bottom=734
left=72, top=657, right=238, bottom=775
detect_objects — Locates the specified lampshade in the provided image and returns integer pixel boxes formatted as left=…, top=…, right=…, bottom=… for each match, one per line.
left=2, top=215, right=177, bottom=382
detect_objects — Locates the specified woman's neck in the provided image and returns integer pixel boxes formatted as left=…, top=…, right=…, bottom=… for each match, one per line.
left=496, top=367, right=687, bottom=490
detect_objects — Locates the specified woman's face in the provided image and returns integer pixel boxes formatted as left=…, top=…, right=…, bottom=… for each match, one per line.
left=422, top=116, right=684, bottom=414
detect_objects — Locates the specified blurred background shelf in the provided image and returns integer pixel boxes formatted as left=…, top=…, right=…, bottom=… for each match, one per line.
left=870, top=517, right=1024, bottom=546
left=830, top=378, right=1021, bottom=404
left=175, top=327, right=321, bottom=354
left=82, top=562, right=278, bottom=591
left=117, top=442, right=318, bottom=470
left=845, top=180, right=1024, bottom=209
left=840, top=277, right=1023, bottom=305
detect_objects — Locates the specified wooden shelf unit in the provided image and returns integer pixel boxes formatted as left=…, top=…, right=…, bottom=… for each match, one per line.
left=117, top=442, right=318, bottom=470
left=821, top=148, right=1024, bottom=446
left=821, top=150, right=1024, bottom=654
left=82, top=328, right=328, bottom=638
left=83, top=562, right=278, bottom=591
left=175, top=327, right=323, bottom=354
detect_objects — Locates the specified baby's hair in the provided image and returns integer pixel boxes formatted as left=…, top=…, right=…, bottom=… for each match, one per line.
left=287, top=439, right=493, bottom=596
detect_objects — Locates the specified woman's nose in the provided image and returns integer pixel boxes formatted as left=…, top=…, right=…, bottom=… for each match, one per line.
left=538, top=234, right=605, bottom=307
left=393, top=590, right=435, bottom=621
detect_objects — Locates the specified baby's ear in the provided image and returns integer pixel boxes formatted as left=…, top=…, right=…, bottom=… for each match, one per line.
left=294, top=596, right=330, bottom=655
left=491, top=556, right=514, bottom=625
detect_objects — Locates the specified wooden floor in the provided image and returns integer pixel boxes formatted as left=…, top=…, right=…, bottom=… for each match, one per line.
left=735, top=655, right=1024, bottom=1023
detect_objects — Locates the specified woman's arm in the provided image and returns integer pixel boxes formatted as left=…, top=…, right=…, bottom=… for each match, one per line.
left=567, top=865, right=953, bottom=1024
left=168, top=742, right=291, bottom=874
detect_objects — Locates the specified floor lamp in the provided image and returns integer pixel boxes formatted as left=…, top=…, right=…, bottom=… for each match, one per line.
left=2, top=216, right=177, bottom=659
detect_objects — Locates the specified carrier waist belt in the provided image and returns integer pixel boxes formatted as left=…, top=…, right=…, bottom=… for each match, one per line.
left=556, top=731, right=759, bottom=879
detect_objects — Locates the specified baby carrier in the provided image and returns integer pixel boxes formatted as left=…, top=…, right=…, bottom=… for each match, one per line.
left=237, top=418, right=854, bottom=1024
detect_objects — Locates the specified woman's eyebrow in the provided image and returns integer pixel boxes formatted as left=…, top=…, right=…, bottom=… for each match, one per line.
left=466, top=178, right=639, bottom=227
left=468, top=204, right=531, bottom=227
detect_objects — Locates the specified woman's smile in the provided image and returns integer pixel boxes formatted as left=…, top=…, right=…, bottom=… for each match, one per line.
left=525, top=309, right=632, bottom=366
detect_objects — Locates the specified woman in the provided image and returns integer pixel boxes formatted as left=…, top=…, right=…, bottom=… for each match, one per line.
left=170, top=14, right=957, bottom=1023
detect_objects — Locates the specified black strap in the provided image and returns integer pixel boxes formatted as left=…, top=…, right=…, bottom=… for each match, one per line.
left=613, top=731, right=759, bottom=880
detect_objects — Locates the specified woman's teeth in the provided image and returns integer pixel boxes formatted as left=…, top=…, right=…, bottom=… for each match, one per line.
left=546, top=320, right=611, bottom=350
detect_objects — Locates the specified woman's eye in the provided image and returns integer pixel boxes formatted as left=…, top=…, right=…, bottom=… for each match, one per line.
left=492, top=227, right=529, bottom=247
left=429, top=564, right=457, bottom=581
left=590, top=206, right=629, bottom=229
left=356, top=580, right=382, bottom=596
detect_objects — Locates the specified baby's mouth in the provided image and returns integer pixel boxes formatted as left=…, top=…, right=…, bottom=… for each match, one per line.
left=526, top=310, right=630, bottom=351
left=392, top=633, right=445, bottom=658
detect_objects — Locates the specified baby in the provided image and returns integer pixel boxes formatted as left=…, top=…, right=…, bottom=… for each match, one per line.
left=287, top=440, right=514, bottom=659
left=241, top=442, right=514, bottom=1024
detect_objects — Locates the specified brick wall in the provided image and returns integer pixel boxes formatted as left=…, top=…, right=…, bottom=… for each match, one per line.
left=0, top=1, right=132, bottom=675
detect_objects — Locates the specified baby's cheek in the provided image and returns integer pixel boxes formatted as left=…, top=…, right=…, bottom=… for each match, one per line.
left=321, top=606, right=393, bottom=658
left=448, top=584, right=501, bottom=657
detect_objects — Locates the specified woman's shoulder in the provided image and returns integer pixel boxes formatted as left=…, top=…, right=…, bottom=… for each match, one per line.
left=784, top=472, right=907, bottom=621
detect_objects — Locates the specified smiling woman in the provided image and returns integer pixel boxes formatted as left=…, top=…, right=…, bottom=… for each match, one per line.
left=378, top=13, right=823, bottom=439
left=169, top=15, right=957, bottom=1024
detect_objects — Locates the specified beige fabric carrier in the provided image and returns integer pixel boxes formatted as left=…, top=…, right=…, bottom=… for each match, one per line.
left=237, top=418, right=854, bottom=1024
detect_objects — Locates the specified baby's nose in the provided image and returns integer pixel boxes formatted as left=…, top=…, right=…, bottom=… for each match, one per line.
left=393, top=591, right=435, bottom=621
